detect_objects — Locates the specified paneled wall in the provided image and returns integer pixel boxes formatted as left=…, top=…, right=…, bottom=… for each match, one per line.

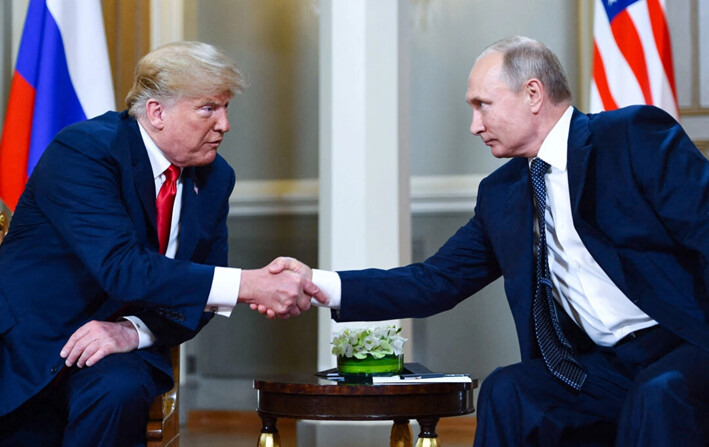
left=668, top=0, right=709, bottom=153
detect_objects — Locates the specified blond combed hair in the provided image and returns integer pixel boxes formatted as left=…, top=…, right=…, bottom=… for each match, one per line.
left=126, top=41, right=245, bottom=118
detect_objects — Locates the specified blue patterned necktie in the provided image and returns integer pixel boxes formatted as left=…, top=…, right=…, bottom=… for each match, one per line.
left=530, top=157, right=587, bottom=390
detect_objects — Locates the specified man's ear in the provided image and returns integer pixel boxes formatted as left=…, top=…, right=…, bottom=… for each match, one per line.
left=525, top=78, right=543, bottom=113
left=144, top=99, right=166, bottom=130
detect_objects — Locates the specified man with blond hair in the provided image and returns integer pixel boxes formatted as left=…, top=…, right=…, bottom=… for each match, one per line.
left=0, top=41, right=324, bottom=446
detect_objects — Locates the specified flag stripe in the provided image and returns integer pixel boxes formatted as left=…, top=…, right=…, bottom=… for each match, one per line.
left=646, top=0, right=677, bottom=100
left=592, top=1, right=646, bottom=110
left=610, top=9, right=653, bottom=105
left=28, top=4, right=86, bottom=175
left=0, top=0, right=114, bottom=211
left=590, top=0, right=678, bottom=119
left=0, top=74, right=35, bottom=208
left=592, top=42, right=619, bottom=111
left=626, top=1, right=679, bottom=118
left=47, top=0, right=115, bottom=118
left=14, top=0, right=46, bottom=85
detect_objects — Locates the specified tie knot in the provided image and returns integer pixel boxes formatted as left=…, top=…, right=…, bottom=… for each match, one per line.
left=531, top=158, right=550, bottom=179
left=163, top=164, right=180, bottom=182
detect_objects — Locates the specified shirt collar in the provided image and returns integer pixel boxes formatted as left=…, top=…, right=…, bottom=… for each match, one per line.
left=533, top=105, right=574, bottom=172
left=137, top=121, right=174, bottom=179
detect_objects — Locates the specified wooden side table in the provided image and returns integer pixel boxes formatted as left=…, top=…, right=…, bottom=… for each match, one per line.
left=253, top=370, right=477, bottom=447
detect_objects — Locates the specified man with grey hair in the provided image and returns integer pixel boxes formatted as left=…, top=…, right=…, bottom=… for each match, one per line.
left=0, top=41, right=325, bottom=446
left=272, top=35, right=709, bottom=445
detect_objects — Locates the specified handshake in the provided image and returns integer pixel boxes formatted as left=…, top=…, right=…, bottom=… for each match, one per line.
left=240, top=256, right=329, bottom=319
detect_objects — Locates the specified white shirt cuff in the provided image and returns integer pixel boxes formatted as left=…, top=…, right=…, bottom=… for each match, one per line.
left=311, top=269, right=341, bottom=309
left=122, top=316, right=157, bottom=349
left=206, top=266, right=241, bottom=317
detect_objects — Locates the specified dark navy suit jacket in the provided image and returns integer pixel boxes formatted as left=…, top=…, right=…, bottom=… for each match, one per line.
left=335, top=105, right=709, bottom=362
left=0, top=111, right=235, bottom=416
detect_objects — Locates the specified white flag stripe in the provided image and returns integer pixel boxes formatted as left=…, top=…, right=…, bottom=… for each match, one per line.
left=626, top=0, right=675, bottom=116
left=46, top=0, right=115, bottom=118
left=590, top=0, right=678, bottom=119
left=592, top=0, right=645, bottom=110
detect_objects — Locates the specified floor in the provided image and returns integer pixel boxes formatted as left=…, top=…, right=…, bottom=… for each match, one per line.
left=181, top=410, right=476, bottom=447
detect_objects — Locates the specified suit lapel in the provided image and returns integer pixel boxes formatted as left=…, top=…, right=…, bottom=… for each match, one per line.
left=126, top=117, right=158, bottom=235
left=125, top=116, right=201, bottom=259
left=566, top=110, right=592, bottom=211
left=566, top=109, right=629, bottom=293
left=502, top=159, right=535, bottom=287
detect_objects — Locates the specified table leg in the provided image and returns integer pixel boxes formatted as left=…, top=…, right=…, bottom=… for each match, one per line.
left=390, top=419, right=413, bottom=447
left=258, top=415, right=281, bottom=447
left=415, top=417, right=440, bottom=447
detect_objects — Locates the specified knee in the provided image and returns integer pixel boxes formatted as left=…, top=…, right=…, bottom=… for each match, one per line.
left=478, top=365, right=524, bottom=409
left=94, top=374, right=154, bottom=410
left=630, top=371, right=687, bottom=407
left=68, top=354, right=158, bottom=414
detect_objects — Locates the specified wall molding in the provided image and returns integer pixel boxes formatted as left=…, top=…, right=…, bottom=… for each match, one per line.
left=229, top=174, right=483, bottom=217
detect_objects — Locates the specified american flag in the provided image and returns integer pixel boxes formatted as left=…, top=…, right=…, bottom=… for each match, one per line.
left=589, top=0, right=678, bottom=119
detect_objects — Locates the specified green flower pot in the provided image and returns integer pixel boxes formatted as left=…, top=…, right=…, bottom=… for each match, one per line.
left=336, top=353, right=404, bottom=377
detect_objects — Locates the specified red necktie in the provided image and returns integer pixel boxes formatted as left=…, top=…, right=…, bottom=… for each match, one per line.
left=156, top=164, right=180, bottom=254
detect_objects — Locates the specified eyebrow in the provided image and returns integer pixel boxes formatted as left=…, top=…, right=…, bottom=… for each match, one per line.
left=199, top=99, right=227, bottom=108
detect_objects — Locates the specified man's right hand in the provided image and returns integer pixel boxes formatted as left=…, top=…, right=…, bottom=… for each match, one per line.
left=60, top=320, right=140, bottom=368
left=239, top=257, right=329, bottom=319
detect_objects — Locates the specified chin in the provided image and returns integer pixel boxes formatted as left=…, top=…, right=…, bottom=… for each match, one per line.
left=489, top=147, right=511, bottom=159
left=194, top=151, right=218, bottom=166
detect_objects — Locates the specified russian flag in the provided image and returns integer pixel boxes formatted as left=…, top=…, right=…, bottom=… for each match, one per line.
left=0, top=0, right=115, bottom=211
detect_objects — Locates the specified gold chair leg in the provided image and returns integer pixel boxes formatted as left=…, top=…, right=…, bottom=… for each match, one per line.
left=257, top=416, right=280, bottom=447
left=390, top=419, right=413, bottom=447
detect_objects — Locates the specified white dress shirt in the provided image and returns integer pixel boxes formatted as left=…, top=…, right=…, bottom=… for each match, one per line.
left=126, top=123, right=241, bottom=348
left=535, top=106, right=656, bottom=346
left=312, top=106, right=657, bottom=347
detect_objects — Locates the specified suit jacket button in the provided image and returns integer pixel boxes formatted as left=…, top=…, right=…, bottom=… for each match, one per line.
left=51, top=365, right=59, bottom=374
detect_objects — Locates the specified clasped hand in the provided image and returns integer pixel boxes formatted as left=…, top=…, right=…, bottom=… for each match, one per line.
left=241, top=256, right=328, bottom=319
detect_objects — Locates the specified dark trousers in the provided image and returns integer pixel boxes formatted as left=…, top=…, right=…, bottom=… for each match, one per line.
left=474, top=326, right=709, bottom=446
left=0, top=352, right=160, bottom=447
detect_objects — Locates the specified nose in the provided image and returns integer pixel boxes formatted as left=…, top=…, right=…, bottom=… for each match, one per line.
left=215, top=109, right=230, bottom=133
left=470, top=111, right=484, bottom=135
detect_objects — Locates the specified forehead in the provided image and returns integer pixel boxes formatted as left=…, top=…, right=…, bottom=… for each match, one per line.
left=178, top=92, right=233, bottom=107
left=466, top=52, right=505, bottom=103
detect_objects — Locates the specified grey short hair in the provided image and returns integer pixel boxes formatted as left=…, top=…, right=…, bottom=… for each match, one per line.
left=126, top=41, right=245, bottom=118
left=477, top=36, right=573, bottom=105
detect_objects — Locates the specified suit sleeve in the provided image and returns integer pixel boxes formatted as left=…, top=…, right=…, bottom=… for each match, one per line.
left=336, top=199, right=503, bottom=322
left=28, top=125, right=216, bottom=331
left=624, top=106, right=709, bottom=285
